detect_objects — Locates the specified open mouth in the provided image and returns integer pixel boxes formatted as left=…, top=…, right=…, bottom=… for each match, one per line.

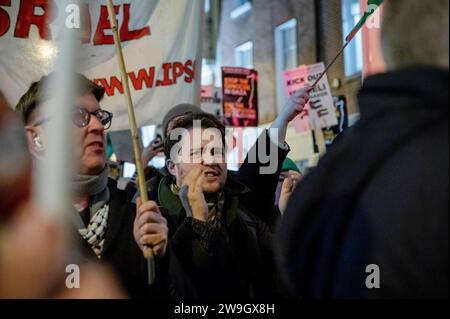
left=87, top=142, right=104, bottom=149
left=204, top=171, right=220, bottom=178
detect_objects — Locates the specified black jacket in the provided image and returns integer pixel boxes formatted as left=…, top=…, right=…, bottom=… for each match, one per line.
left=277, top=67, right=449, bottom=299
left=234, top=130, right=289, bottom=229
left=76, top=179, right=169, bottom=299
left=147, top=174, right=281, bottom=300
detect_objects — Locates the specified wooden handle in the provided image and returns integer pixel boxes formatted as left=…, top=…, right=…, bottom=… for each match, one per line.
left=106, top=0, right=155, bottom=285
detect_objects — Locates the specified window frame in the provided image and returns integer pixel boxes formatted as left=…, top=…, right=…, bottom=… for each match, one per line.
left=275, top=18, right=298, bottom=111
left=342, top=0, right=364, bottom=77
left=234, top=41, right=254, bottom=69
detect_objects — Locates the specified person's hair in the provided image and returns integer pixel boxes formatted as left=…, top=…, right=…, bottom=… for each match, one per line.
left=162, top=103, right=204, bottom=138
left=15, top=73, right=105, bottom=124
left=382, top=0, right=449, bottom=70
left=164, top=112, right=226, bottom=160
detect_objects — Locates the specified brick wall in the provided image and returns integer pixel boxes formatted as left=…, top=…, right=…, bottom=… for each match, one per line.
left=218, top=0, right=362, bottom=124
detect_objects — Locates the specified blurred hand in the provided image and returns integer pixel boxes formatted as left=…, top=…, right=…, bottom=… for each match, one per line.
left=134, top=198, right=168, bottom=258
left=0, top=202, right=67, bottom=298
left=183, top=167, right=208, bottom=222
left=270, top=87, right=312, bottom=145
left=279, top=170, right=303, bottom=215
left=141, top=138, right=164, bottom=166
left=56, top=263, right=126, bottom=299
left=279, top=87, right=311, bottom=124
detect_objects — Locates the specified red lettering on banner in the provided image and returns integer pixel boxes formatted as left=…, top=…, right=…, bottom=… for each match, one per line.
left=0, top=1, right=151, bottom=43
left=14, top=0, right=56, bottom=40
left=120, top=3, right=150, bottom=42
left=94, top=4, right=150, bottom=46
left=0, top=0, right=11, bottom=37
left=95, top=76, right=124, bottom=96
left=93, top=5, right=119, bottom=45
left=172, top=62, right=184, bottom=84
left=95, top=60, right=197, bottom=97
left=161, top=63, right=173, bottom=86
left=184, top=60, right=195, bottom=83
left=129, top=67, right=156, bottom=90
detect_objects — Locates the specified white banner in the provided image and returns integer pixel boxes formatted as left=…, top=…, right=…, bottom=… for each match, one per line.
left=0, top=0, right=203, bottom=131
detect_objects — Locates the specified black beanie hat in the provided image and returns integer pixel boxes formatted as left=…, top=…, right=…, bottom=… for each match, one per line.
left=162, top=104, right=204, bottom=138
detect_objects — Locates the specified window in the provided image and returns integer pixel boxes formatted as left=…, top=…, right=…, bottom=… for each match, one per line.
left=275, top=19, right=298, bottom=110
left=234, top=41, right=253, bottom=69
left=342, top=0, right=364, bottom=77
left=205, top=0, right=210, bottom=13
left=231, top=0, right=252, bottom=19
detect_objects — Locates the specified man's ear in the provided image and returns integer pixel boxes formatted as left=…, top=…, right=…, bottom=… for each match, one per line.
left=166, top=159, right=177, bottom=177
left=24, top=125, right=45, bottom=158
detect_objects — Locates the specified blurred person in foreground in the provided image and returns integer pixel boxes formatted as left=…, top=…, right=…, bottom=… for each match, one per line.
left=278, top=0, right=449, bottom=298
left=0, top=91, right=124, bottom=298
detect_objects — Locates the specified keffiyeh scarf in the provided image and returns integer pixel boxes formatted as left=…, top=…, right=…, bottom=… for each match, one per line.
left=73, top=167, right=110, bottom=258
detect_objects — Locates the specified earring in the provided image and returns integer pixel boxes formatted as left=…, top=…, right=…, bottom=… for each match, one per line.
left=33, top=136, right=43, bottom=150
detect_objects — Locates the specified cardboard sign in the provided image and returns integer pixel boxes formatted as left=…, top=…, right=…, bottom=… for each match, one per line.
left=283, top=62, right=338, bottom=132
left=222, top=67, right=258, bottom=127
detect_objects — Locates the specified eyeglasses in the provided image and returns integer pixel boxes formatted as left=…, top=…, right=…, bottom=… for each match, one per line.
left=34, top=107, right=114, bottom=130
left=73, top=108, right=113, bottom=129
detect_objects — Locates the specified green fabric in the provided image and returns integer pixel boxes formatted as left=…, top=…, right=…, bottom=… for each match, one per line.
left=282, top=158, right=300, bottom=173
left=356, top=0, right=384, bottom=29
left=106, top=133, right=113, bottom=160
left=346, top=0, right=384, bottom=42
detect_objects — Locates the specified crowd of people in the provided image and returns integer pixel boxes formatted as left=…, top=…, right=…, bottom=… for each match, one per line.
left=0, top=0, right=448, bottom=299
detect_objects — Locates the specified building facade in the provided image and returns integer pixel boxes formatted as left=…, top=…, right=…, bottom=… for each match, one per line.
left=214, top=0, right=364, bottom=125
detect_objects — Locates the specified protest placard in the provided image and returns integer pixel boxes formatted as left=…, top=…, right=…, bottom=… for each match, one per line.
left=283, top=62, right=338, bottom=132
left=222, top=67, right=258, bottom=127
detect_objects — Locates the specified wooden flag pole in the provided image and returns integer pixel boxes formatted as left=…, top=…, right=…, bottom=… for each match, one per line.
left=106, top=0, right=155, bottom=285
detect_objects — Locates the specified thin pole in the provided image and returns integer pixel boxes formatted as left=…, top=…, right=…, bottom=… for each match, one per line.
left=310, top=40, right=352, bottom=89
left=106, top=0, right=155, bottom=285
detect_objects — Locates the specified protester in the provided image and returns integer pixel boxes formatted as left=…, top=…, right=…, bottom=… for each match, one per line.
left=1, top=90, right=124, bottom=299
left=135, top=112, right=282, bottom=299
left=14, top=74, right=169, bottom=298
left=277, top=0, right=449, bottom=298
left=154, top=88, right=310, bottom=230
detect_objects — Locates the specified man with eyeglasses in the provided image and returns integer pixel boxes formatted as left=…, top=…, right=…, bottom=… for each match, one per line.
left=15, top=73, right=169, bottom=298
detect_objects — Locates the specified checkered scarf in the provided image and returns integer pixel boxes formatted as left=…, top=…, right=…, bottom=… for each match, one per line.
left=78, top=204, right=109, bottom=258
left=74, top=167, right=110, bottom=258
